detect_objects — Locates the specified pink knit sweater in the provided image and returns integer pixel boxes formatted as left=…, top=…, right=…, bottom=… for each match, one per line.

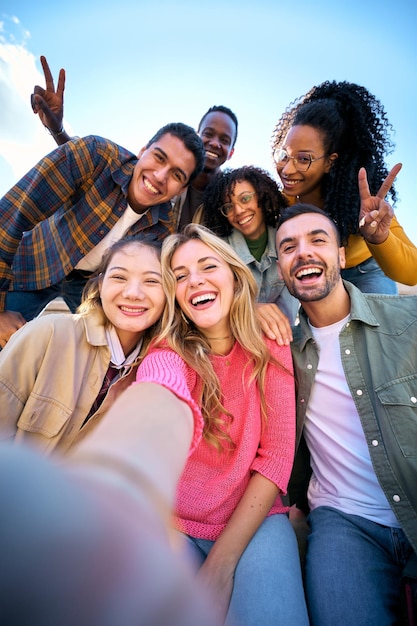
left=135, top=338, right=295, bottom=540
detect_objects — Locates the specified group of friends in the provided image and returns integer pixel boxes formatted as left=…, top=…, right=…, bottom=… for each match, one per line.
left=0, top=55, right=416, bottom=626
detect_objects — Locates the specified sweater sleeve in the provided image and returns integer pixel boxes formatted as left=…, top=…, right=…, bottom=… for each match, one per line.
left=134, top=348, right=204, bottom=455
left=251, top=339, right=296, bottom=495
left=365, top=215, right=417, bottom=285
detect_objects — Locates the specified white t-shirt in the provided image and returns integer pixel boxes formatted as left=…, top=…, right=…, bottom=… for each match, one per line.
left=76, top=205, right=145, bottom=272
left=305, top=315, right=399, bottom=527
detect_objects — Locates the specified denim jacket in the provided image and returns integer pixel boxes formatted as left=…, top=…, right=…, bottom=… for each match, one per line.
left=290, top=281, right=417, bottom=554
left=226, top=226, right=299, bottom=324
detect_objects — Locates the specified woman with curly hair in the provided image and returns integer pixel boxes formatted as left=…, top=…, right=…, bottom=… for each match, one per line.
left=135, top=224, right=308, bottom=626
left=203, top=165, right=299, bottom=334
left=271, top=80, right=417, bottom=293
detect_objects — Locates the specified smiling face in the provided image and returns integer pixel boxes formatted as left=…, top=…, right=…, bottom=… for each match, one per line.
left=171, top=239, right=235, bottom=338
left=127, top=133, right=197, bottom=212
left=198, top=112, right=236, bottom=172
left=99, top=243, right=166, bottom=354
left=224, top=180, right=266, bottom=240
left=275, top=125, right=337, bottom=205
left=276, top=212, right=346, bottom=306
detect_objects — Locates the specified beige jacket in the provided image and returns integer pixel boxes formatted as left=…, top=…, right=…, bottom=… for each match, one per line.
left=0, top=310, right=138, bottom=455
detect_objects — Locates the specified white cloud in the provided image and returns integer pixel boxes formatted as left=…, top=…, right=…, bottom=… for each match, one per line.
left=0, top=15, right=61, bottom=195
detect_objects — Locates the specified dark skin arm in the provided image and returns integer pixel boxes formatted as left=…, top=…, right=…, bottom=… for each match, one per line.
left=31, top=55, right=71, bottom=145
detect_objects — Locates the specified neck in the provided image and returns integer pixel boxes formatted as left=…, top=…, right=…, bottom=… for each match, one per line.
left=191, top=167, right=221, bottom=192
left=301, top=281, right=350, bottom=328
left=296, top=187, right=324, bottom=208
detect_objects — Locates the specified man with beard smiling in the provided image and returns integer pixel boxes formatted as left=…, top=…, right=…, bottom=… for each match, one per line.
left=31, top=57, right=238, bottom=232
left=0, top=122, right=204, bottom=347
left=275, top=203, right=417, bottom=626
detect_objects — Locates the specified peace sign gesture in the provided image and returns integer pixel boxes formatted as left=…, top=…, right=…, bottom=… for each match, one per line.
left=358, top=163, right=402, bottom=244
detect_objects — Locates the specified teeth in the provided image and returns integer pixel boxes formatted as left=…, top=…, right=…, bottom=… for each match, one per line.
left=205, top=151, right=218, bottom=159
left=296, top=268, right=322, bottom=279
left=238, top=215, right=253, bottom=225
left=120, top=306, right=146, bottom=313
left=144, top=178, right=158, bottom=194
left=191, top=293, right=215, bottom=305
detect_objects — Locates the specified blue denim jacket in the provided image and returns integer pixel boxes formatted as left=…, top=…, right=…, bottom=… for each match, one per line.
left=226, top=226, right=299, bottom=324
left=290, top=281, right=417, bottom=554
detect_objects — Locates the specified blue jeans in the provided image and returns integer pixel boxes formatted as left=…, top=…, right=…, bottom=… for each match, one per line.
left=180, top=514, right=309, bottom=626
left=5, top=270, right=93, bottom=320
left=341, top=257, right=398, bottom=294
left=305, top=506, right=413, bottom=626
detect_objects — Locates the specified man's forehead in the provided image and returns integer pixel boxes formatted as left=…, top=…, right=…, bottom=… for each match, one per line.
left=277, top=213, right=338, bottom=241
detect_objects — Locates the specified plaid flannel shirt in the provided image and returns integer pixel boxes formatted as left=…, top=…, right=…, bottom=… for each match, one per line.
left=0, top=135, right=175, bottom=310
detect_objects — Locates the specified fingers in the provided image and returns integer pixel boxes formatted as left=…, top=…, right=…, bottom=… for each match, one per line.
left=358, top=167, right=371, bottom=201
left=376, top=163, right=402, bottom=199
left=40, top=55, right=55, bottom=91
left=56, top=68, right=66, bottom=100
left=256, top=303, right=293, bottom=345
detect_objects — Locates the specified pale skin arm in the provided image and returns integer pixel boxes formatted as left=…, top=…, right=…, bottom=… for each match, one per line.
left=68, top=383, right=194, bottom=520
left=256, top=302, right=293, bottom=345
left=31, top=55, right=71, bottom=145
left=358, top=163, right=402, bottom=244
left=0, top=311, right=26, bottom=349
left=197, top=472, right=279, bottom=622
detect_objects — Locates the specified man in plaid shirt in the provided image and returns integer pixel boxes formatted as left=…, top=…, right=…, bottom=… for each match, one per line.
left=0, top=124, right=204, bottom=347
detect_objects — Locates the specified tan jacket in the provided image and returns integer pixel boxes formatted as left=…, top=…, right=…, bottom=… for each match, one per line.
left=0, top=310, right=138, bottom=455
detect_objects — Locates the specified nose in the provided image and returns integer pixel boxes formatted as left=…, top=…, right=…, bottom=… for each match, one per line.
left=188, top=270, right=205, bottom=287
left=279, top=158, right=298, bottom=176
left=208, top=135, right=221, bottom=149
left=123, top=280, right=145, bottom=299
left=154, top=164, right=169, bottom=183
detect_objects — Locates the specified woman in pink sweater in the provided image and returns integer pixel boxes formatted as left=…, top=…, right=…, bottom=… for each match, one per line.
left=136, top=224, right=308, bottom=626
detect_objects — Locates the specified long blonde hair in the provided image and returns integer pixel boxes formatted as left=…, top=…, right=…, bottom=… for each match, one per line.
left=157, top=224, right=278, bottom=449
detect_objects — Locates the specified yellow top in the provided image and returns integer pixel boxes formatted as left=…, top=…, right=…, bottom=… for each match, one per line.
left=285, top=196, right=417, bottom=285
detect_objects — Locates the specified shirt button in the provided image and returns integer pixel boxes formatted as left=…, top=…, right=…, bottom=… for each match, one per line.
left=411, top=397, right=417, bottom=403
left=371, top=440, right=379, bottom=446
left=393, top=495, right=401, bottom=503
left=307, top=364, right=313, bottom=370
left=356, top=389, right=363, bottom=396
left=345, top=349, right=351, bottom=355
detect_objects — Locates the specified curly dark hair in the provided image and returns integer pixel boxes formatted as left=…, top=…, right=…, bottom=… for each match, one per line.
left=203, top=165, right=288, bottom=237
left=271, top=81, right=397, bottom=244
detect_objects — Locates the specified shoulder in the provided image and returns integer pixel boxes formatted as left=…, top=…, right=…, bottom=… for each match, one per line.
left=264, top=336, right=293, bottom=370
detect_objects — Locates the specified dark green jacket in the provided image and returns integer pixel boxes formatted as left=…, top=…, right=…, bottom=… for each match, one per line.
left=290, top=281, right=417, bottom=554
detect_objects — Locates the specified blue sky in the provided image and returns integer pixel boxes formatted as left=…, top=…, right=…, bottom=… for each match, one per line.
left=1, top=0, right=416, bottom=243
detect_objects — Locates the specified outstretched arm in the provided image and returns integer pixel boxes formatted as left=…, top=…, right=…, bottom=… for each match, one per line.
left=31, top=55, right=71, bottom=145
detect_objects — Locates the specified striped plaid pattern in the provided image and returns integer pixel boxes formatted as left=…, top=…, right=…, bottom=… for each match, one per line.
left=0, top=135, right=175, bottom=309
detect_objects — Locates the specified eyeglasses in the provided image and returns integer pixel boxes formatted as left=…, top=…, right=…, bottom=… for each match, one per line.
left=219, top=191, right=256, bottom=217
left=274, top=148, right=327, bottom=172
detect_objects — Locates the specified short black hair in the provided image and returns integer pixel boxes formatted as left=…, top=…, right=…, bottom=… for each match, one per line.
left=146, top=122, right=205, bottom=185
left=198, top=105, right=238, bottom=147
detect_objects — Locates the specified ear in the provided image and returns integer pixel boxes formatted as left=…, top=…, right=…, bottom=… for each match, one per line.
left=227, top=147, right=235, bottom=161
left=137, top=146, right=147, bottom=159
left=325, top=152, right=338, bottom=173
left=339, top=246, right=346, bottom=269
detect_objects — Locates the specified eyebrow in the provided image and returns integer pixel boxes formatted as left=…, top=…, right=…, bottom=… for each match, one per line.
left=172, top=255, right=220, bottom=272
left=154, top=147, right=188, bottom=183
left=108, top=265, right=162, bottom=277
left=278, top=228, right=331, bottom=249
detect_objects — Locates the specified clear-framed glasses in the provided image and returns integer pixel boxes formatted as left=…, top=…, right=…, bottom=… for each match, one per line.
left=274, top=148, right=327, bottom=172
left=219, top=191, right=256, bottom=217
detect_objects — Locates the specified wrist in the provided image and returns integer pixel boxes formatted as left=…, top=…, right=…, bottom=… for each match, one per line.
left=44, top=124, right=66, bottom=138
